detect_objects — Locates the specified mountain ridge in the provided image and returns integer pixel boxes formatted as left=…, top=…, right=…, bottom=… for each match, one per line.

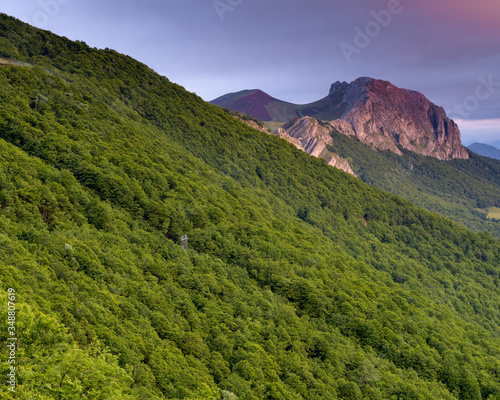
left=214, top=80, right=500, bottom=238
left=468, top=142, right=500, bottom=160
left=212, top=77, right=469, bottom=161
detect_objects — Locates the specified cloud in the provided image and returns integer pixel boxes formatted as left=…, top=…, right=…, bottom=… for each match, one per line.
left=3, top=0, right=499, bottom=124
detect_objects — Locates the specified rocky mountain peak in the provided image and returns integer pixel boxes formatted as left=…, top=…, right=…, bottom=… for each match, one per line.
left=324, top=77, right=469, bottom=160
left=329, top=81, right=349, bottom=95
left=213, top=77, right=469, bottom=160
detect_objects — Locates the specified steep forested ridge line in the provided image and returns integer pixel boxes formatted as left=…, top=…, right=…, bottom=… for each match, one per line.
left=0, top=14, right=500, bottom=400
left=213, top=82, right=500, bottom=239
left=314, top=128, right=500, bottom=238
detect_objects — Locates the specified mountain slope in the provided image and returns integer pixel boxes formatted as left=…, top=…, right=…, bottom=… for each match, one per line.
left=468, top=142, right=500, bottom=160
left=303, top=126, right=500, bottom=237
left=223, top=82, right=500, bottom=237
left=212, top=78, right=469, bottom=161
left=1, top=14, right=500, bottom=400
left=211, top=89, right=283, bottom=121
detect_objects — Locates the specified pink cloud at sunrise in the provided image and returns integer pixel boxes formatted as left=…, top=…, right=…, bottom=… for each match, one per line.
left=412, top=0, right=500, bottom=33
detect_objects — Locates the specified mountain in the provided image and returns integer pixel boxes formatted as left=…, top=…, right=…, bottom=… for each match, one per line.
left=277, top=114, right=500, bottom=239
left=300, top=125, right=500, bottom=238
left=325, top=78, right=469, bottom=160
left=2, top=14, right=500, bottom=400
left=216, top=80, right=500, bottom=238
left=211, top=89, right=286, bottom=121
left=210, top=89, right=341, bottom=123
left=215, top=107, right=356, bottom=176
left=212, top=78, right=469, bottom=161
left=468, top=142, right=500, bottom=160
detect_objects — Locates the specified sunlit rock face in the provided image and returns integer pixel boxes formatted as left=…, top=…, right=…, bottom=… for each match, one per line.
left=275, top=117, right=356, bottom=176
left=326, top=77, right=469, bottom=160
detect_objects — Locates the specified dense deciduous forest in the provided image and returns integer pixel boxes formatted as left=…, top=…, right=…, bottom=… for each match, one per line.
left=0, top=14, right=500, bottom=400
left=320, top=123, right=500, bottom=238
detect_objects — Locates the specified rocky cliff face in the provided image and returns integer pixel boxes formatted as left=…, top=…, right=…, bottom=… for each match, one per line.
left=275, top=117, right=356, bottom=176
left=325, top=77, right=469, bottom=160
left=216, top=77, right=469, bottom=162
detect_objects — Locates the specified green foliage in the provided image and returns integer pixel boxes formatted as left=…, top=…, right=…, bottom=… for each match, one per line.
left=324, top=128, right=500, bottom=237
left=0, top=13, right=500, bottom=400
left=0, top=302, right=133, bottom=399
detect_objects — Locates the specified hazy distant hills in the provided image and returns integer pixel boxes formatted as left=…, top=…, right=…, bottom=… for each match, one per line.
left=468, top=142, right=500, bottom=160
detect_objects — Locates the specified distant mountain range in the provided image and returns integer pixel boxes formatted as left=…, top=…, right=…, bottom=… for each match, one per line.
left=211, top=77, right=469, bottom=161
left=468, top=142, right=500, bottom=160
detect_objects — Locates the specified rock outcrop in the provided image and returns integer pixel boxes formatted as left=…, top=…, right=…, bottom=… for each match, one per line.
left=275, top=117, right=356, bottom=176
left=325, top=77, right=469, bottom=160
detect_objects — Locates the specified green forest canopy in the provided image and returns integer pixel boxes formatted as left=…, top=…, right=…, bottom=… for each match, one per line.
left=318, top=126, right=500, bottom=238
left=0, top=14, right=499, bottom=400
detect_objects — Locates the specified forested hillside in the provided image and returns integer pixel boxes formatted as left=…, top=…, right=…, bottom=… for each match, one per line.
left=1, top=14, right=500, bottom=400
left=318, top=128, right=500, bottom=238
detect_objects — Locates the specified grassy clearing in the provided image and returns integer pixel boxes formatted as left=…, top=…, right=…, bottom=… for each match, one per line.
left=263, top=121, right=286, bottom=131
left=476, top=207, right=500, bottom=220
left=487, top=207, right=500, bottom=219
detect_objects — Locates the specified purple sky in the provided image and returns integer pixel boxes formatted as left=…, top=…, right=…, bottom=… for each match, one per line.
left=3, top=0, right=500, bottom=144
